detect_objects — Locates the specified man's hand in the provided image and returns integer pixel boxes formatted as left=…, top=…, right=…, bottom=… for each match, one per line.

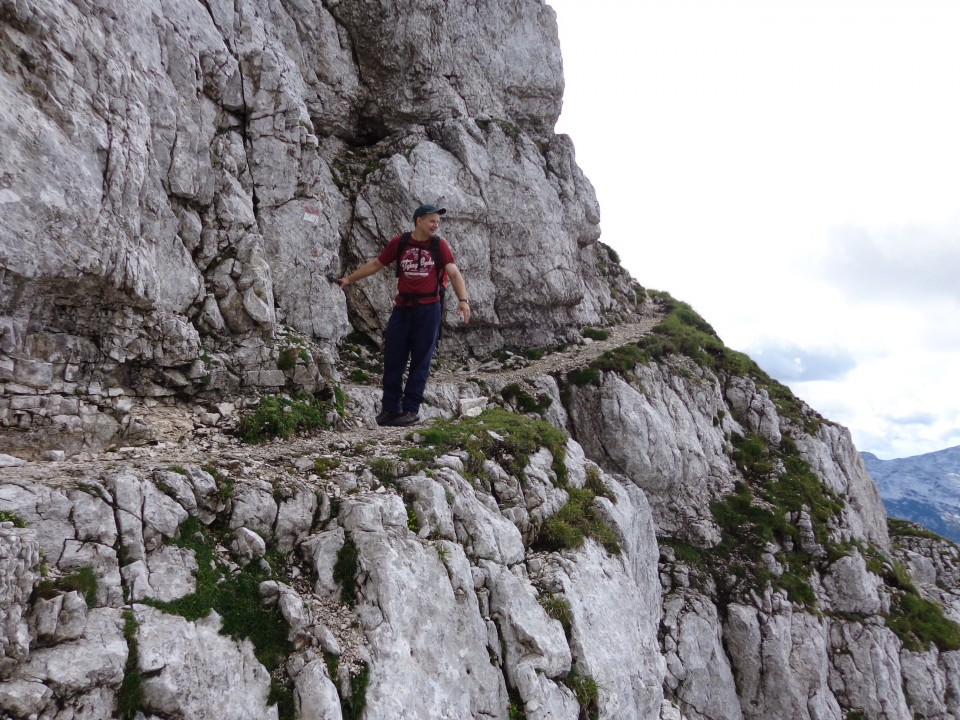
left=458, top=300, right=471, bottom=325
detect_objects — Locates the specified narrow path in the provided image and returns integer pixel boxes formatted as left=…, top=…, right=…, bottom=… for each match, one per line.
left=4, top=308, right=665, bottom=483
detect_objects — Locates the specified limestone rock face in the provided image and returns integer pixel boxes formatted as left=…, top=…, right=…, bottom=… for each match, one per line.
left=0, top=0, right=629, bottom=457
left=2, top=0, right=960, bottom=718
left=135, top=605, right=279, bottom=720
left=0, top=523, right=39, bottom=676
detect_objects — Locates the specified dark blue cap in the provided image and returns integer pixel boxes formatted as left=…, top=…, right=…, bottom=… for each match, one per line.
left=413, top=204, right=446, bottom=221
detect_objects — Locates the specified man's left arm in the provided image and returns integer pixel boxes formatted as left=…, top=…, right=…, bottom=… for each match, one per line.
left=445, top=263, right=471, bottom=325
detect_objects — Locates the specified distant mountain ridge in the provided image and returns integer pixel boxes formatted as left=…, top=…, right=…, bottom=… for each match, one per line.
left=863, top=445, right=960, bottom=543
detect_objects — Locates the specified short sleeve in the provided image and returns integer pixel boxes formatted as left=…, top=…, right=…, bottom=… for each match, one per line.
left=377, top=235, right=403, bottom=266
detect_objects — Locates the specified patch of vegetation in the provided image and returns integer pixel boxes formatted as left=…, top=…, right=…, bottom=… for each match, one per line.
left=659, top=538, right=708, bottom=574
left=508, top=687, right=528, bottom=719
left=406, top=504, right=420, bottom=534
left=235, top=393, right=335, bottom=443
left=637, top=291, right=826, bottom=433
left=116, top=610, right=144, bottom=719
left=535, top=487, right=620, bottom=555
left=582, top=327, right=610, bottom=342
left=567, top=366, right=601, bottom=387
left=494, top=346, right=546, bottom=363
left=202, top=465, right=233, bottom=501
left=584, top=465, right=615, bottom=503
left=339, top=332, right=383, bottom=381
left=888, top=518, right=951, bottom=543
left=567, top=341, right=646, bottom=388
left=500, top=382, right=552, bottom=416
left=673, top=430, right=847, bottom=610
left=563, top=670, right=600, bottom=720
left=325, top=652, right=370, bottom=720
left=539, top=595, right=572, bottom=636
left=401, top=408, right=569, bottom=486
left=277, top=345, right=308, bottom=373
left=146, top=517, right=293, bottom=718
left=887, top=591, right=960, bottom=652
left=313, top=456, right=342, bottom=477
left=33, top=566, right=99, bottom=607
left=859, top=546, right=960, bottom=652
left=0, top=510, right=26, bottom=528
left=333, top=536, right=361, bottom=606
left=368, top=457, right=398, bottom=485
left=168, top=465, right=189, bottom=477
left=348, top=369, right=370, bottom=383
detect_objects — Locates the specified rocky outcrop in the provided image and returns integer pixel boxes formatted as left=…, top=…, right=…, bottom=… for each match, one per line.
left=0, top=0, right=639, bottom=458
left=3, top=0, right=960, bottom=718
left=2, top=340, right=959, bottom=719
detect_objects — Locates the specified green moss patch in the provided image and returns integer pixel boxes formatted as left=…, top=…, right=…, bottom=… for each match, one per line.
left=146, top=517, right=293, bottom=717
left=535, top=487, right=620, bottom=555
left=887, top=591, right=960, bottom=652
left=0, top=510, right=26, bottom=528
left=400, top=408, right=569, bottom=486
left=333, top=536, right=360, bottom=606
left=33, top=566, right=98, bottom=607
left=235, top=393, right=336, bottom=443
left=563, top=670, right=600, bottom=720
left=582, top=327, right=610, bottom=341
left=324, top=652, right=369, bottom=720
left=116, top=610, right=144, bottom=719
left=500, top=382, right=553, bottom=416
left=705, top=432, right=845, bottom=609
left=888, top=518, right=952, bottom=543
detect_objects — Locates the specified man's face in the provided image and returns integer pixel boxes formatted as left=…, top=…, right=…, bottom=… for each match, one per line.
left=416, top=213, right=442, bottom=235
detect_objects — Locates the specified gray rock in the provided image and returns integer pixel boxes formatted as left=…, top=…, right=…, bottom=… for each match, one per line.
left=229, top=479, right=279, bottom=537
left=136, top=605, right=278, bottom=720
left=231, top=527, right=267, bottom=565
left=340, top=493, right=508, bottom=719
left=301, top=528, right=346, bottom=599
left=294, top=658, right=343, bottom=720
left=0, top=524, right=39, bottom=675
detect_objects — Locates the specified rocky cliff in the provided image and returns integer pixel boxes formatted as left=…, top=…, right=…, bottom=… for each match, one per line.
left=2, top=2, right=960, bottom=720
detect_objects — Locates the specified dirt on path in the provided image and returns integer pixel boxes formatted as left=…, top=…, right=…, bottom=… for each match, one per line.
left=2, top=306, right=665, bottom=483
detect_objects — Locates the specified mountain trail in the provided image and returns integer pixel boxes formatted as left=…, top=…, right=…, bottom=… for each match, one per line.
left=3, top=307, right=665, bottom=487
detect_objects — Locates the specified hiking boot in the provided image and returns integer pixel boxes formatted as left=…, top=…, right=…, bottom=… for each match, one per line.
left=375, top=410, right=400, bottom=426
left=387, top=411, right=420, bottom=427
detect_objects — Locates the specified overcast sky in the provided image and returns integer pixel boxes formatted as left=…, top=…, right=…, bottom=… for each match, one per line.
left=548, top=0, right=960, bottom=460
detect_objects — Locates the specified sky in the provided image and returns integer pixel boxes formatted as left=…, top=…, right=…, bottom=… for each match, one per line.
left=548, top=0, right=960, bottom=460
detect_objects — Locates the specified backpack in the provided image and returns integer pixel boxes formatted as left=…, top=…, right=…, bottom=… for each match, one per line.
left=395, top=231, right=448, bottom=340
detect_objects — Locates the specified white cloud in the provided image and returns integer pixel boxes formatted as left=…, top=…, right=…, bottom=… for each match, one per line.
left=817, top=221, right=960, bottom=303
left=749, top=343, right=858, bottom=382
left=549, top=0, right=960, bottom=459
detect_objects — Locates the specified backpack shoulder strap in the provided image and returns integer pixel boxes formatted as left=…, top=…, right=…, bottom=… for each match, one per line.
left=429, top=236, right=444, bottom=277
left=394, top=231, right=412, bottom=277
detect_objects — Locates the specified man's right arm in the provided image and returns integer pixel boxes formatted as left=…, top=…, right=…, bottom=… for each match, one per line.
left=338, top=258, right=385, bottom=288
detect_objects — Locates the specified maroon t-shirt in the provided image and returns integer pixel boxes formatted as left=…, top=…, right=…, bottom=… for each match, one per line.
left=378, top=234, right=455, bottom=306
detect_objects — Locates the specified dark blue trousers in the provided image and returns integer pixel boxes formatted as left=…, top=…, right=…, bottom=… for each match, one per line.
left=381, top=302, right=442, bottom=414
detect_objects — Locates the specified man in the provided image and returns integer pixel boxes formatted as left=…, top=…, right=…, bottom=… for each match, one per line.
left=338, top=204, right=471, bottom=426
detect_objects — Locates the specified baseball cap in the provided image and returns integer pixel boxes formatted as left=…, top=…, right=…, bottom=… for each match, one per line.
left=413, top=204, right=447, bottom=221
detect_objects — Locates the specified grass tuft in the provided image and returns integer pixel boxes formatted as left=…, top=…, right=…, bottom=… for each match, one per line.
left=34, top=566, right=99, bottom=607
left=146, top=517, right=294, bottom=716
left=333, top=537, right=360, bottom=606
left=235, top=394, right=335, bottom=443
left=402, top=408, right=569, bottom=487
left=535, top=488, right=620, bottom=555
left=0, top=510, right=26, bottom=528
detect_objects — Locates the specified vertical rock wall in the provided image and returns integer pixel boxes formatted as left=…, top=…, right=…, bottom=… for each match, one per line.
left=1, top=0, right=633, bottom=457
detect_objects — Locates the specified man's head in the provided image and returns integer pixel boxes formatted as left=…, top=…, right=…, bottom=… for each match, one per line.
left=412, top=204, right=446, bottom=237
